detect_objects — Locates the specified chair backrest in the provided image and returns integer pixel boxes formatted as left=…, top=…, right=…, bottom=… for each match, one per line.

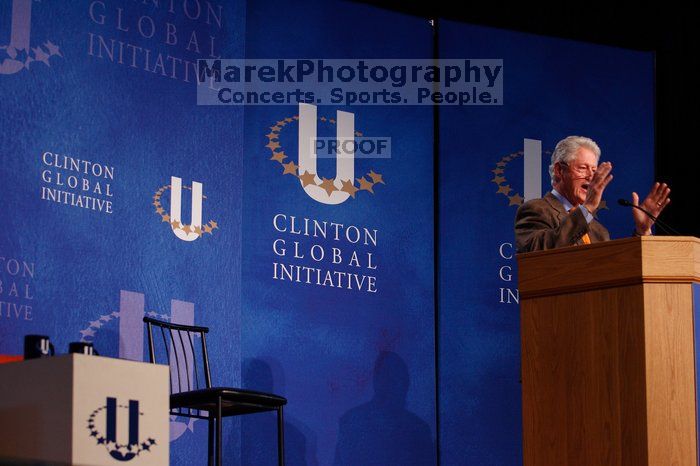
left=143, top=316, right=212, bottom=395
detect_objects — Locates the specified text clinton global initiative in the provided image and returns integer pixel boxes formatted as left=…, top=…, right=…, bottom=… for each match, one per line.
left=272, top=214, right=379, bottom=293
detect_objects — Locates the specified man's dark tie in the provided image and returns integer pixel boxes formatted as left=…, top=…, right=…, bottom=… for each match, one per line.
left=569, top=207, right=591, bottom=245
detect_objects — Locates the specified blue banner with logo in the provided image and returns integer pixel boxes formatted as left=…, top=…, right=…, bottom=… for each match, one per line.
left=438, top=21, right=654, bottom=465
left=240, top=1, right=436, bottom=465
left=1, top=0, right=244, bottom=463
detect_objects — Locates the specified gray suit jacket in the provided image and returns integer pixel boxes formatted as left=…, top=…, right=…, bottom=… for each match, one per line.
left=514, top=192, right=610, bottom=253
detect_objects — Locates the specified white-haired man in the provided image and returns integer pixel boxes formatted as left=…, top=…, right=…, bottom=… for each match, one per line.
left=514, top=135, right=671, bottom=253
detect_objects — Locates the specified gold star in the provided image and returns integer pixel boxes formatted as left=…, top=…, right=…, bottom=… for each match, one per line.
left=340, top=179, right=359, bottom=198
left=182, top=225, right=191, bottom=234
left=194, top=226, right=202, bottom=236
left=497, top=185, right=512, bottom=195
left=276, top=120, right=286, bottom=126
left=265, top=140, right=281, bottom=151
left=368, top=170, right=385, bottom=185
left=203, top=225, right=213, bottom=234
left=329, top=118, right=336, bottom=124
left=266, top=132, right=279, bottom=140
left=271, top=125, right=281, bottom=132
left=508, top=194, right=524, bottom=206
left=319, top=177, right=336, bottom=196
left=282, top=161, right=298, bottom=175
left=284, top=117, right=293, bottom=123
left=496, top=162, right=506, bottom=167
left=355, top=131, right=363, bottom=137
left=299, top=171, right=317, bottom=187
left=156, top=207, right=164, bottom=214
left=171, top=220, right=181, bottom=229
left=162, top=214, right=171, bottom=222
left=270, top=151, right=287, bottom=163
left=320, top=117, right=327, bottom=122
left=491, top=176, right=506, bottom=184
left=357, top=177, right=374, bottom=193
left=210, top=220, right=218, bottom=229
left=152, top=200, right=160, bottom=207
left=491, top=168, right=504, bottom=174
left=503, top=156, right=512, bottom=162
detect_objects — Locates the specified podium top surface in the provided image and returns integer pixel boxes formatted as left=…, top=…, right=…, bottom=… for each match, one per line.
left=517, top=236, right=700, bottom=298
left=0, top=353, right=166, bottom=369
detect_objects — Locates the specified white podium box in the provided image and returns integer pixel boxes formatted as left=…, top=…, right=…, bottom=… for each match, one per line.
left=0, top=354, right=169, bottom=465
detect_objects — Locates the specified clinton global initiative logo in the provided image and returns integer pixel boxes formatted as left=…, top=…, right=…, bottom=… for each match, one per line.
left=87, top=397, right=157, bottom=461
left=152, top=176, right=218, bottom=241
left=491, top=138, right=608, bottom=210
left=0, top=0, right=62, bottom=75
left=267, top=103, right=386, bottom=205
left=80, top=290, right=198, bottom=441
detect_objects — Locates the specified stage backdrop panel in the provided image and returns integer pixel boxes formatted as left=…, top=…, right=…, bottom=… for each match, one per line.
left=0, top=1, right=245, bottom=464
left=2, top=3, right=658, bottom=465
left=438, top=21, right=654, bottom=465
left=241, top=1, right=436, bottom=465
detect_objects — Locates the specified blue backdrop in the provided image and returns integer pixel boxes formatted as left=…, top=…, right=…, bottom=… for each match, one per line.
left=241, top=2, right=435, bottom=465
left=1, top=2, right=653, bottom=465
left=438, top=20, right=654, bottom=466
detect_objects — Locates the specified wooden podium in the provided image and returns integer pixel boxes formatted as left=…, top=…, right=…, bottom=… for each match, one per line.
left=518, top=236, right=700, bottom=465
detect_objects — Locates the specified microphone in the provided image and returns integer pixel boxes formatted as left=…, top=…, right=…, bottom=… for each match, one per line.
left=617, top=198, right=681, bottom=235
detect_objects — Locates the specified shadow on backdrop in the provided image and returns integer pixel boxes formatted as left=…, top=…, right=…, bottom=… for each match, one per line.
left=241, top=358, right=316, bottom=466
left=333, top=351, right=435, bottom=465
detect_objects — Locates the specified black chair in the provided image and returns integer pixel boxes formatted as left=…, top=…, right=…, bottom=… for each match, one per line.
left=143, top=316, right=287, bottom=466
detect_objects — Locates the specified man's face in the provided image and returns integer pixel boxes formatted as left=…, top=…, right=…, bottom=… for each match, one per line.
left=554, top=147, right=598, bottom=206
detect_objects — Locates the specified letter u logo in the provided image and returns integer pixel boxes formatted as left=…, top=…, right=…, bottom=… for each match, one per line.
left=1, top=0, right=61, bottom=75
left=169, top=176, right=203, bottom=242
left=298, top=103, right=355, bottom=205
left=1, top=0, right=32, bottom=75
left=106, top=397, right=140, bottom=460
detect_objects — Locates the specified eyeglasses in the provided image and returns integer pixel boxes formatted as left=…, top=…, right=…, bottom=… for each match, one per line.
left=559, top=162, right=597, bottom=177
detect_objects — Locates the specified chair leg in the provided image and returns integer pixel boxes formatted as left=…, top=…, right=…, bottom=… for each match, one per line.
left=277, top=406, right=285, bottom=466
left=216, top=396, right=223, bottom=466
left=208, top=415, right=215, bottom=466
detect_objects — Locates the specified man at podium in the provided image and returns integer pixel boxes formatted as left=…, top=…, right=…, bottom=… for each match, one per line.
left=514, top=135, right=671, bottom=253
